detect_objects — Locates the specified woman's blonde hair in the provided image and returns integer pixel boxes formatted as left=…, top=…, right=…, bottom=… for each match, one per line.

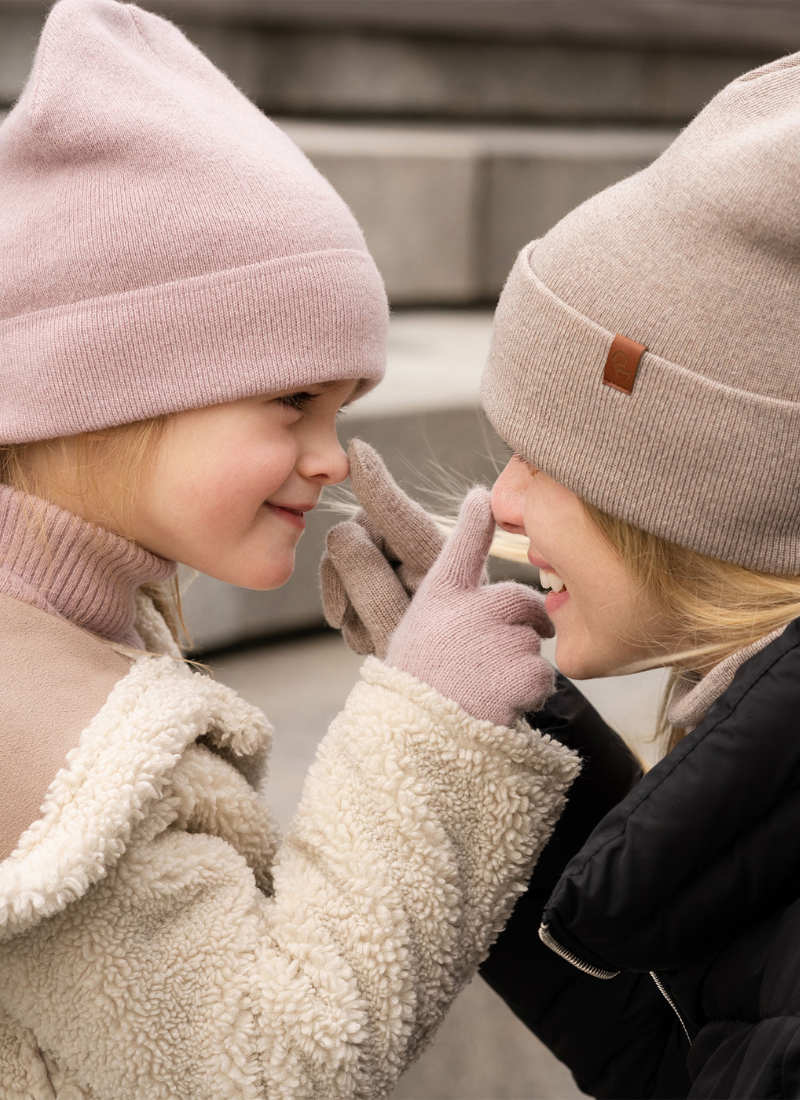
left=0, top=418, right=186, bottom=647
left=581, top=503, right=800, bottom=749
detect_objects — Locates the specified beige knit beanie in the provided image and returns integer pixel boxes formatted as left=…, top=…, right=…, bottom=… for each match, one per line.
left=482, top=53, right=800, bottom=575
left=0, top=0, right=387, bottom=443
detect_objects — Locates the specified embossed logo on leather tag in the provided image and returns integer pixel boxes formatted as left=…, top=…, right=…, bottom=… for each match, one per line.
left=602, top=334, right=647, bottom=395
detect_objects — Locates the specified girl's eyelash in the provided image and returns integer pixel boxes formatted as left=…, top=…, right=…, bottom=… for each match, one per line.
left=277, top=391, right=316, bottom=411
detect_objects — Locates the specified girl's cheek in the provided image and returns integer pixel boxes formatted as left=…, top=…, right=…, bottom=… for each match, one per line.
left=222, top=439, right=298, bottom=501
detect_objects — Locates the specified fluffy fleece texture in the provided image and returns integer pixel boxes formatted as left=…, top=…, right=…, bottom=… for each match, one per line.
left=0, top=602, right=579, bottom=1099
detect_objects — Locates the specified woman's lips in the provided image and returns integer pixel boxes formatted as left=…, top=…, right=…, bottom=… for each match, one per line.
left=527, top=552, right=555, bottom=570
left=527, top=550, right=569, bottom=612
left=264, top=502, right=310, bottom=530
left=544, top=589, right=570, bottom=614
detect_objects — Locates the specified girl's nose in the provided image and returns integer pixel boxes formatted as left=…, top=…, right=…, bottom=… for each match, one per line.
left=299, top=435, right=350, bottom=486
left=491, top=456, right=528, bottom=533
left=325, top=441, right=350, bottom=486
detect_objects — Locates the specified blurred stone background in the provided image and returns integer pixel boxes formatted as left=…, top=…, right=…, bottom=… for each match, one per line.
left=2, top=2, right=798, bottom=1095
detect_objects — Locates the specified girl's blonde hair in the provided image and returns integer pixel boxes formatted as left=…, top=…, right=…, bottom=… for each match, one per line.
left=0, top=418, right=186, bottom=647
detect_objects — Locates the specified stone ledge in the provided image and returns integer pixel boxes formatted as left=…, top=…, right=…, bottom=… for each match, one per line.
left=280, top=120, right=675, bottom=302
left=0, top=3, right=774, bottom=122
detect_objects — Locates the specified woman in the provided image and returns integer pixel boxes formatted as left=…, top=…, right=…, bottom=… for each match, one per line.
left=323, top=50, right=800, bottom=1099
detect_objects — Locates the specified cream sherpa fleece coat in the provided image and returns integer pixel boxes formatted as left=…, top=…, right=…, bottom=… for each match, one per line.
left=0, top=592, right=579, bottom=1100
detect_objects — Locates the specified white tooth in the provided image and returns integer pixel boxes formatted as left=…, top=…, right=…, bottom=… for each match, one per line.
left=539, top=568, right=566, bottom=594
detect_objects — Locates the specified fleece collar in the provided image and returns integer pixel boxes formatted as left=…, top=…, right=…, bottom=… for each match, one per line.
left=0, top=599, right=272, bottom=943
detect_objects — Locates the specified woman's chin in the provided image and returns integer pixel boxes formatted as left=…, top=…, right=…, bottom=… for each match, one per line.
left=554, top=638, right=606, bottom=681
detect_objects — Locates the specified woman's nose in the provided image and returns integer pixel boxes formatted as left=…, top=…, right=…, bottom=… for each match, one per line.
left=491, top=456, right=528, bottom=532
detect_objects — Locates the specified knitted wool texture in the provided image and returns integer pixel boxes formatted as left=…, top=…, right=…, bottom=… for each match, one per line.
left=482, top=52, right=800, bottom=574
left=0, top=0, right=387, bottom=443
left=387, top=489, right=555, bottom=726
left=0, top=483, right=174, bottom=648
left=322, top=440, right=447, bottom=659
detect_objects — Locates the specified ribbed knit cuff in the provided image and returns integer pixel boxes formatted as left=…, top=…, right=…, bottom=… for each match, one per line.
left=0, top=249, right=388, bottom=443
left=481, top=242, right=800, bottom=574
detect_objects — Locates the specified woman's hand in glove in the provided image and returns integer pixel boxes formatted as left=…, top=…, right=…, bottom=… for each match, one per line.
left=386, top=487, right=556, bottom=727
left=321, top=439, right=446, bottom=658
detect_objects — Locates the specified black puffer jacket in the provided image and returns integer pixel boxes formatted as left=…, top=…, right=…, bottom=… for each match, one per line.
left=482, top=619, right=800, bottom=1099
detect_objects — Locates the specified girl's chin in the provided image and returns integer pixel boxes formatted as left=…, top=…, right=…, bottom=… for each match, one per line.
left=201, top=551, right=297, bottom=591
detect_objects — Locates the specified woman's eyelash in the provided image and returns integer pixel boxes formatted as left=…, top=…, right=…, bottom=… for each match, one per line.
left=277, top=391, right=316, bottom=411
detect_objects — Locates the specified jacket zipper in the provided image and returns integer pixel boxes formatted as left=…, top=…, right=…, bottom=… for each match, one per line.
left=650, top=971, right=691, bottom=1042
left=538, top=922, right=620, bottom=980
left=540, top=923, right=693, bottom=1042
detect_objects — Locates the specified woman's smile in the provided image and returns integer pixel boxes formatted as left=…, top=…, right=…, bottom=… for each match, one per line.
left=527, top=551, right=570, bottom=613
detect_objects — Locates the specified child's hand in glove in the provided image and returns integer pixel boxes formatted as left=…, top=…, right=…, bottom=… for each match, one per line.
left=387, top=487, right=556, bottom=727
left=321, top=439, right=446, bottom=658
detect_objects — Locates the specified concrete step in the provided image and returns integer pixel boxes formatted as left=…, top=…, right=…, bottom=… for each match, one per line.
left=0, top=1, right=779, bottom=123
left=156, top=1, right=800, bottom=57
left=280, top=119, right=674, bottom=302
left=180, top=310, right=531, bottom=652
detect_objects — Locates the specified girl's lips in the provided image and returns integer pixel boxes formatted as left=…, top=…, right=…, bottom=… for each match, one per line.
left=544, top=588, right=570, bottom=614
left=264, top=502, right=309, bottom=530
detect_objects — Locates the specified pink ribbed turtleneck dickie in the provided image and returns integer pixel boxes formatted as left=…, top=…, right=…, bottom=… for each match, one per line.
left=0, top=483, right=175, bottom=649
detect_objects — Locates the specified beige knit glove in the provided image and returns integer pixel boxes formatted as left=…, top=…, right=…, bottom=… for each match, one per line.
left=386, top=487, right=556, bottom=727
left=321, top=439, right=446, bottom=658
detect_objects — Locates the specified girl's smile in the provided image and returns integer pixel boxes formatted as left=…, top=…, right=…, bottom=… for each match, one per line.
left=263, top=500, right=316, bottom=530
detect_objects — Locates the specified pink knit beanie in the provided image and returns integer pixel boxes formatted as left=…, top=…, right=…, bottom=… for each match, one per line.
left=0, top=0, right=387, bottom=443
left=482, top=53, right=800, bottom=575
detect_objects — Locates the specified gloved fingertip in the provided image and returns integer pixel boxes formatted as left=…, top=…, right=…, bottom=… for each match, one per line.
left=437, top=486, right=496, bottom=587
left=527, top=588, right=556, bottom=638
left=348, top=437, right=374, bottom=462
left=348, top=438, right=385, bottom=480
left=461, top=484, right=493, bottom=516
left=325, top=520, right=349, bottom=550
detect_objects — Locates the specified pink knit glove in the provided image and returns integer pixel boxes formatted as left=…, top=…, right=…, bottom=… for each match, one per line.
left=386, top=488, right=556, bottom=727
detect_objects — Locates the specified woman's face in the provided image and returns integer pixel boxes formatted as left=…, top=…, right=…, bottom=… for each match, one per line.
left=492, top=456, right=672, bottom=678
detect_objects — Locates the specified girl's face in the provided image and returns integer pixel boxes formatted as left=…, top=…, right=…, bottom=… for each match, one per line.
left=31, top=380, right=358, bottom=590
left=492, top=456, right=673, bottom=679
left=130, top=381, right=358, bottom=588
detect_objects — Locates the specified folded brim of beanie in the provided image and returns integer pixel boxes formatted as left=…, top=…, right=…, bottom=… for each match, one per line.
left=0, top=248, right=386, bottom=443
left=482, top=241, right=800, bottom=575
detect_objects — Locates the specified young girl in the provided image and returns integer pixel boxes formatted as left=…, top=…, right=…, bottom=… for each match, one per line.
left=324, top=52, right=800, bottom=1100
left=0, top=2, right=581, bottom=1097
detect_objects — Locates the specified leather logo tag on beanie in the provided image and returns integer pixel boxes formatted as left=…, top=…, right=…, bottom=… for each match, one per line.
left=603, top=335, right=647, bottom=395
